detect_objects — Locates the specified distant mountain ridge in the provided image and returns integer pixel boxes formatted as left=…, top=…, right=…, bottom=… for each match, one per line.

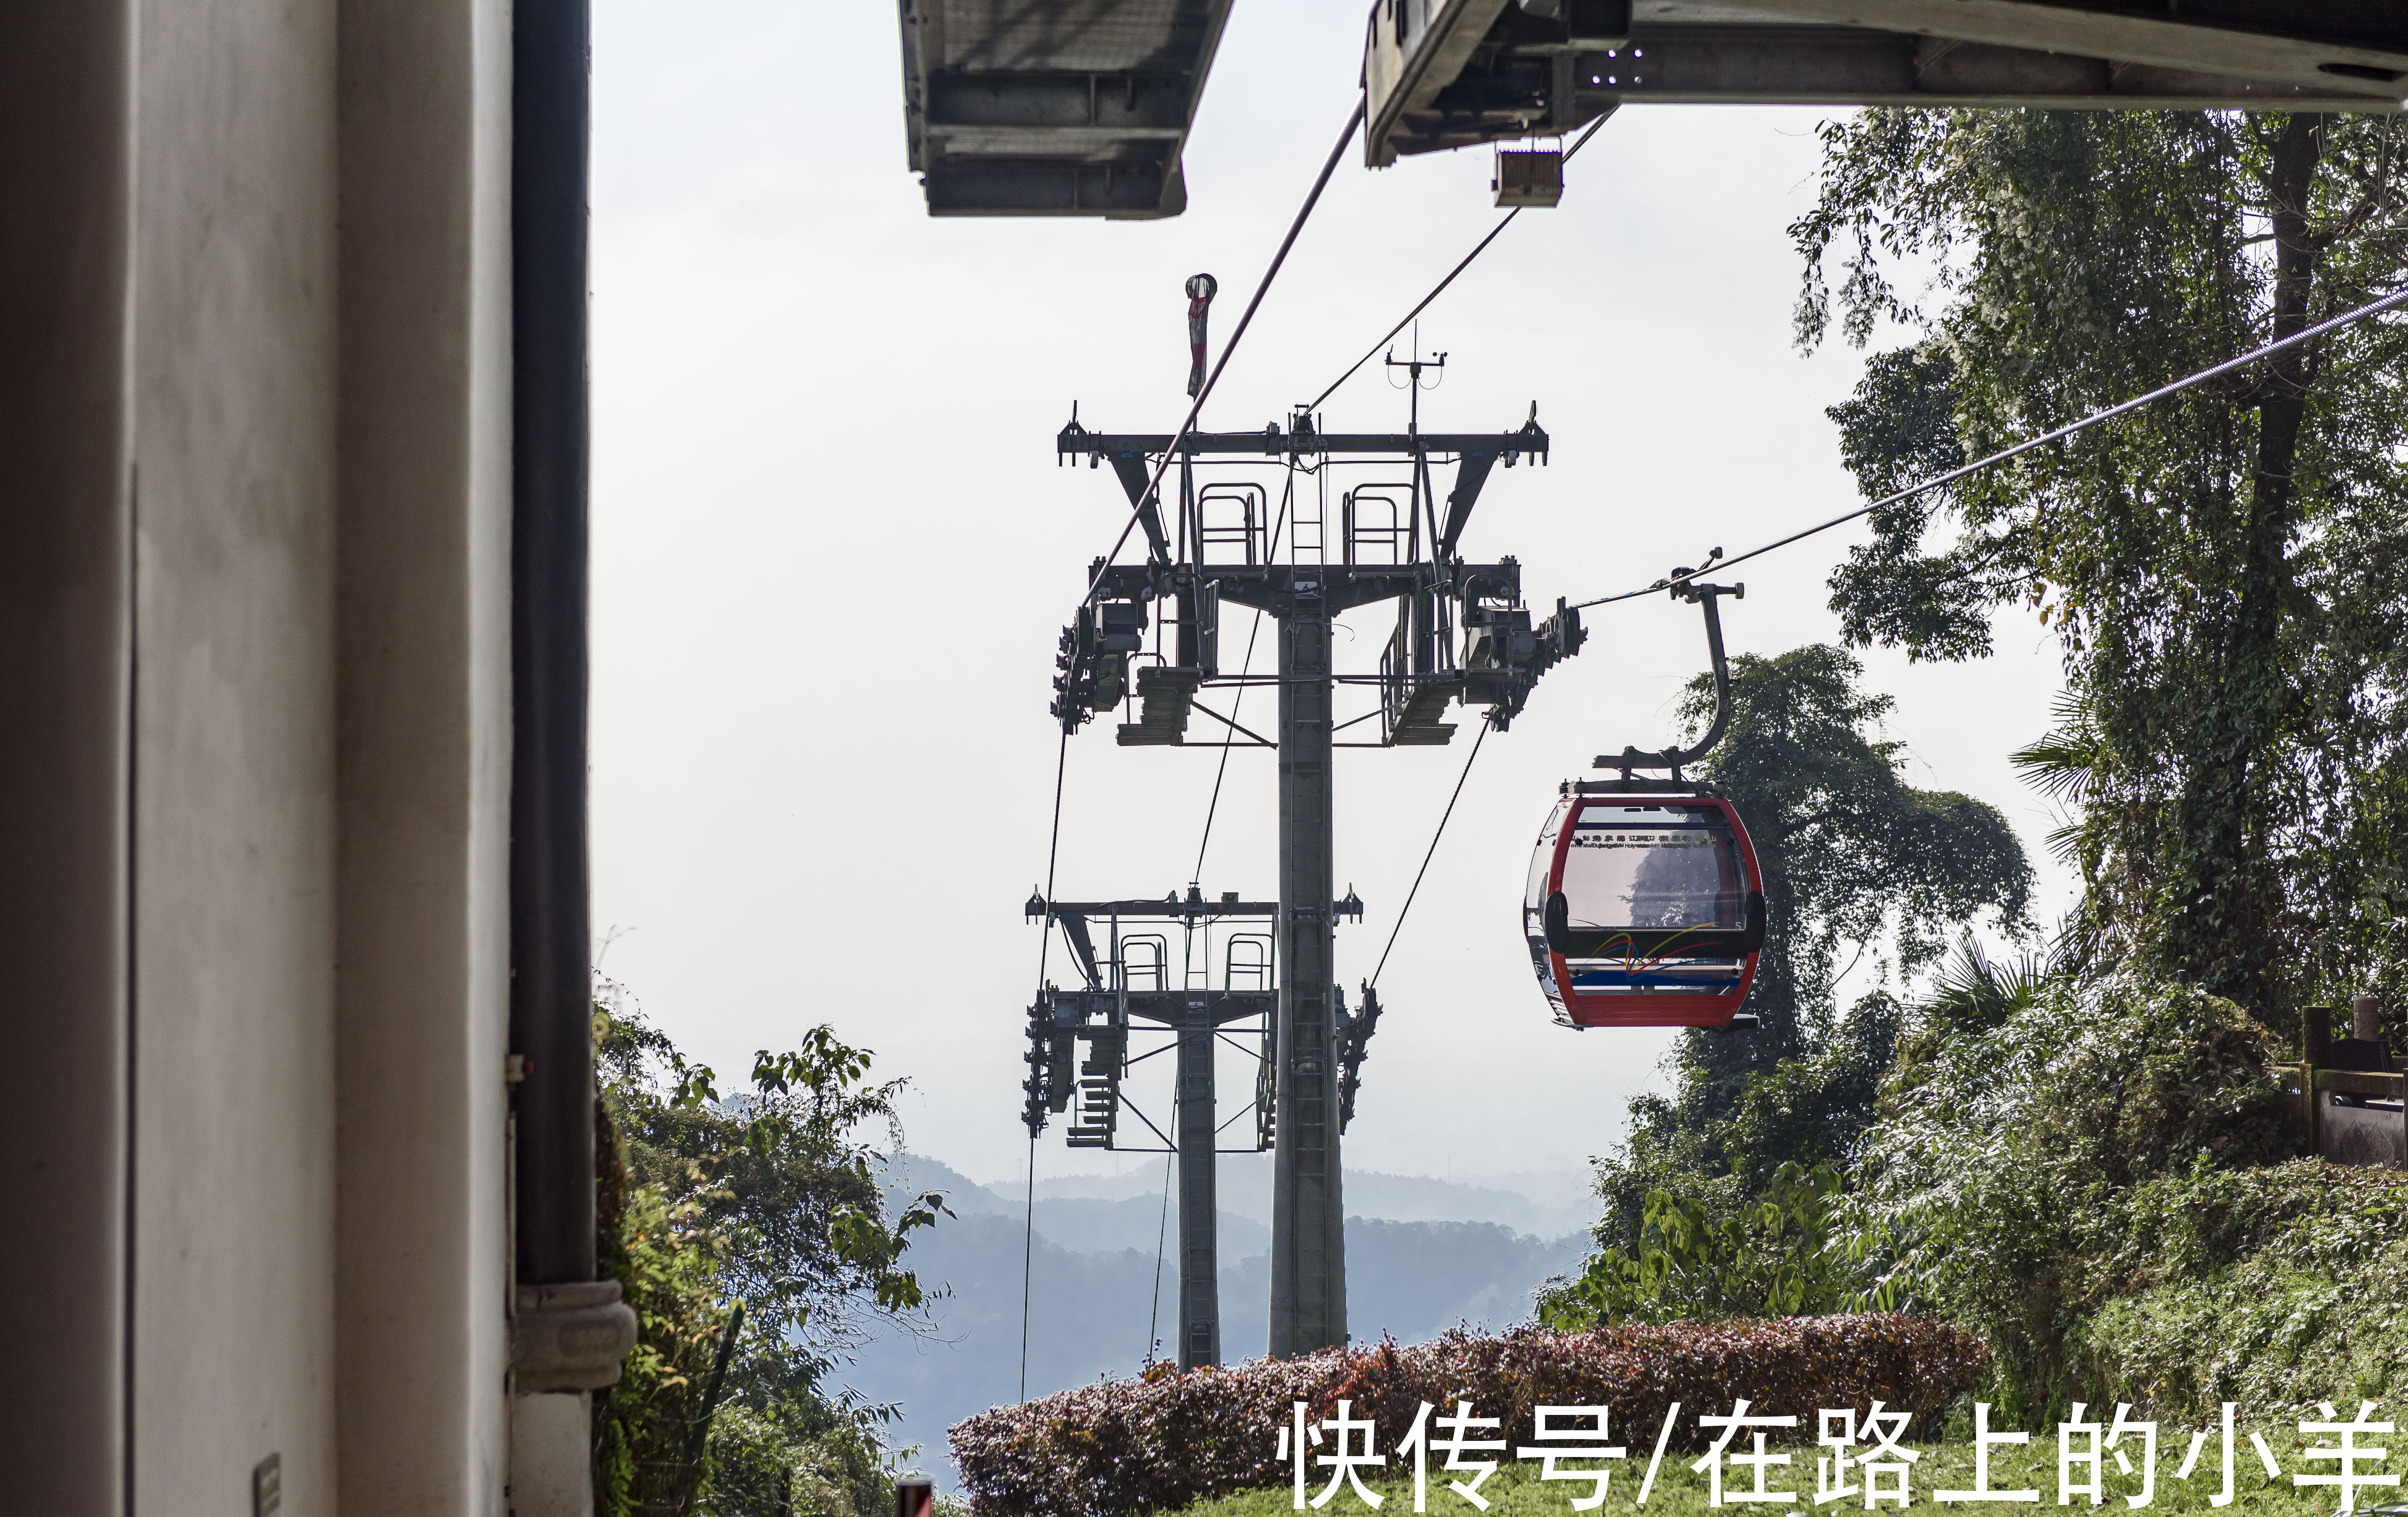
left=889, top=1153, right=1597, bottom=1242
left=881, top=1154, right=1270, bottom=1257
left=860, top=1153, right=1595, bottom=1485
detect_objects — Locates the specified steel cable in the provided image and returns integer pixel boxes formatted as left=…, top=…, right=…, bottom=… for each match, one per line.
left=1308, top=107, right=1620, bottom=413
left=1019, top=724, right=1070, bottom=1402
left=1367, top=717, right=1491, bottom=991
left=1145, top=1146, right=1172, bottom=1364
left=1040, top=97, right=1362, bottom=1382
left=1569, top=284, right=2408, bottom=611
left=1083, top=100, right=1366, bottom=607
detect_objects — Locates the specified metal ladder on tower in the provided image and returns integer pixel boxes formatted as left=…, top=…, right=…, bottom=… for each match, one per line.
left=1066, top=1021, right=1125, bottom=1147
left=1289, top=465, right=1327, bottom=567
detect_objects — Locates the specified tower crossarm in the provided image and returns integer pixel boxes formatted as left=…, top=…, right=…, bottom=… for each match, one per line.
left=1058, top=421, right=1547, bottom=462
left=1204, top=561, right=1522, bottom=615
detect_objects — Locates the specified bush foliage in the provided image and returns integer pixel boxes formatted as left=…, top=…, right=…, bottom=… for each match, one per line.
left=950, top=1316, right=1987, bottom=1517
left=1536, top=1163, right=1855, bottom=1328
left=1842, top=970, right=2297, bottom=1415
left=2073, top=1161, right=2408, bottom=1420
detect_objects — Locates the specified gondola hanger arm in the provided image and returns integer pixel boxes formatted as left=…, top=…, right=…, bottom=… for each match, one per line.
left=1595, top=570, right=1743, bottom=779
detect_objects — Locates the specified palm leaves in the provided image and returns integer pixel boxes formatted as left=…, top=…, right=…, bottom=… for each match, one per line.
left=2010, top=689, right=2105, bottom=863
left=1924, top=935, right=2053, bottom=1034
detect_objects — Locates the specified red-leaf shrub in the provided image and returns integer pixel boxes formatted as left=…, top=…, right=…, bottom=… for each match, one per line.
left=950, top=1314, right=1988, bottom=1516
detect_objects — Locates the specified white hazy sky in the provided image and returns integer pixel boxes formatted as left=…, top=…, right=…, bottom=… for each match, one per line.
left=587, top=0, right=2078, bottom=1192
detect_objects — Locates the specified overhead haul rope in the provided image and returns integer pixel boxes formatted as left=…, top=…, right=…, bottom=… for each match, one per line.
left=1308, top=107, right=1621, bottom=412
left=1367, top=718, right=1491, bottom=991
left=1569, top=284, right=2408, bottom=611
left=1082, top=99, right=1367, bottom=607
left=1020, top=725, right=1070, bottom=1403
left=1287, top=107, right=1623, bottom=985
left=1145, top=1144, right=1172, bottom=1364
left=1186, top=108, right=1622, bottom=1020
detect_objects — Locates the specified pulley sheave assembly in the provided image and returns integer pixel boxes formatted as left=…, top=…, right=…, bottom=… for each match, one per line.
left=1526, top=576, right=1766, bottom=1030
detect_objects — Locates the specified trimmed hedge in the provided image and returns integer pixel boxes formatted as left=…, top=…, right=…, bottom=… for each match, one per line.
left=950, top=1315, right=1987, bottom=1517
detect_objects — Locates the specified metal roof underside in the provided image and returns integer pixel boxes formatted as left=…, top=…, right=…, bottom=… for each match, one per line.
left=1370, top=0, right=2408, bottom=164
left=895, top=0, right=2408, bottom=215
left=897, top=0, right=1236, bottom=218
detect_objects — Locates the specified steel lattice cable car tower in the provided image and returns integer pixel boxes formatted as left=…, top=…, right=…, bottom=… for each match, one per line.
left=1021, top=888, right=1359, bottom=1368
left=1032, top=348, right=1583, bottom=1359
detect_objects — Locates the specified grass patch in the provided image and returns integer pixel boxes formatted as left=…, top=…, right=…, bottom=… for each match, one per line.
left=1170, top=1428, right=2396, bottom=1515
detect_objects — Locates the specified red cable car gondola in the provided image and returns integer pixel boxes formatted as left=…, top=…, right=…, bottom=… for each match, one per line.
left=1527, top=579, right=1766, bottom=1030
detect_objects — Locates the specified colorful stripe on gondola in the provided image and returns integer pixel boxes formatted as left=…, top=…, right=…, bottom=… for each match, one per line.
left=1567, top=962, right=1745, bottom=993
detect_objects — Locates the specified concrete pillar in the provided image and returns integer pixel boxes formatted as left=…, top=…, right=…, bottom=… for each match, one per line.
left=0, top=5, right=134, bottom=1513
left=4, top=4, right=537, bottom=1513
left=335, top=0, right=516, bottom=1511
left=509, top=1394, right=597, bottom=1517
left=126, top=0, right=342, bottom=1500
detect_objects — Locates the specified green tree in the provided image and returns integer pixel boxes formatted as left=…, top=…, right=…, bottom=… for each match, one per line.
left=594, top=994, right=947, bottom=1517
left=1793, top=108, right=2408, bottom=1016
left=1592, top=644, right=2031, bottom=1241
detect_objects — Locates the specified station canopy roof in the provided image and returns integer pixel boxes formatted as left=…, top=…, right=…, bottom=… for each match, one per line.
left=1368, top=0, right=2408, bottom=166
left=897, top=0, right=1234, bottom=218
left=897, top=0, right=2408, bottom=215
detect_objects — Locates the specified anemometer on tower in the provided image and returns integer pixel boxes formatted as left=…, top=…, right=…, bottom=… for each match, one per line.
left=1019, top=275, right=1766, bottom=1368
